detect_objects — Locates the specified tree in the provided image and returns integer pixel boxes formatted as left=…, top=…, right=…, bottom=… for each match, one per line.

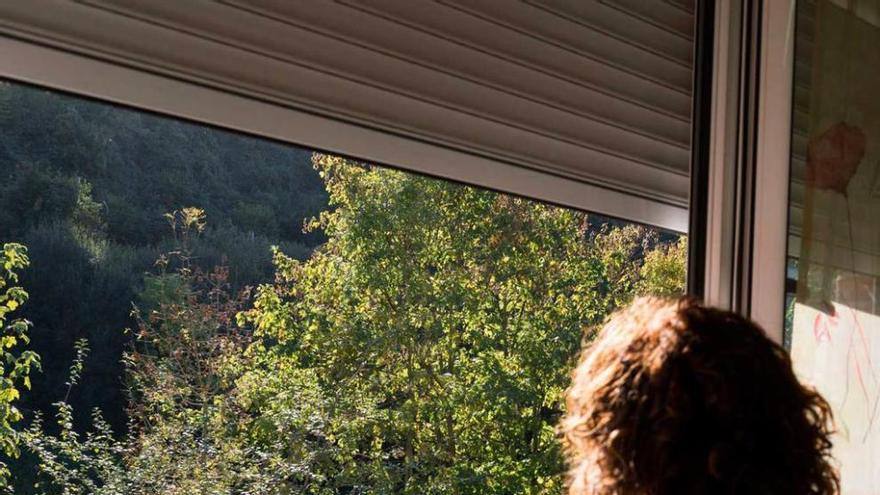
left=0, top=81, right=327, bottom=442
left=21, top=215, right=309, bottom=495
left=237, top=154, right=684, bottom=493
left=19, top=154, right=684, bottom=494
left=0, top=243, right=40, bottom=490
left=638, top=237, right=687, bottom=297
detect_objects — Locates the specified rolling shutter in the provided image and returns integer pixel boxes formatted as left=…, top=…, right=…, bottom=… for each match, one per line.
left=0, top=0, right=694, bottom=230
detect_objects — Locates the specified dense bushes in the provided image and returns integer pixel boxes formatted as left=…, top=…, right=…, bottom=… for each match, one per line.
left=0, top=82, right=326, bottom=434
left=1, top=81, right=685, bottom=494
left=16, top=156, right=684, bottom=494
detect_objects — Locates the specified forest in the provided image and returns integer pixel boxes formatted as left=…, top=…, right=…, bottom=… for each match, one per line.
left=0, top=82, right=686, bottom=494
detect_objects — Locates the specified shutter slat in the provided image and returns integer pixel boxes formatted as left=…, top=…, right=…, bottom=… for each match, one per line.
left=84, top=0, right=688, bottom=173
left=441, top=0, right=693, bottom=93
left=604, top=0, right=695, bottom=39
left=345, top=0, right=691, bottom=119
left=225, top=0, right=691, bottom=147
left=524, top=0, right=693, bottom=66
left=0, top=0, right=695, bottom=224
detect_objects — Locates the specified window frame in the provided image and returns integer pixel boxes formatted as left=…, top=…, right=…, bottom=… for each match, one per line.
left=9, top=2, right=806, bottom=317
left=700, top=0, right=796, bottom=342
left=0, top=32, right=688, bottom=234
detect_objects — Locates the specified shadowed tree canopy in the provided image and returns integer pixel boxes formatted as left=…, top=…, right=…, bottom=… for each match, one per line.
left=0, top=82, right=327, bottom=434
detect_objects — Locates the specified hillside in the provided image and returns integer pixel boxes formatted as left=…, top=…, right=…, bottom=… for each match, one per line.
left=0, top=82, right=327, bottom=432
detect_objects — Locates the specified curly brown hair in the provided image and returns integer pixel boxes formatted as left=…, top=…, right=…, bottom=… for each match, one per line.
left=560, top=297, right=838, bottom=495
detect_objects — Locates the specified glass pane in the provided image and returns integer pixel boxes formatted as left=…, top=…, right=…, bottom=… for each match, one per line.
left=0, top=80, right=686, bottom=493
left=787, top=1, right=880, bottom=492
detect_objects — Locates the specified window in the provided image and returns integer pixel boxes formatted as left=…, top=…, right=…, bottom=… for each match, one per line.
left=1, top=80, right=684, bottom=493
left=786, top=1, right=880, bottom=492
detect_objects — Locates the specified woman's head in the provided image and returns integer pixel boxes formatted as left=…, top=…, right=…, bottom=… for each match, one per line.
left=560, top=297, right=837, bottom=495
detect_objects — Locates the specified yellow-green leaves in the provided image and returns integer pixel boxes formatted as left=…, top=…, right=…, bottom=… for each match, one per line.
left=240, top=157, right=684, bottom=493
left=0, top=243, right=40, bottom=489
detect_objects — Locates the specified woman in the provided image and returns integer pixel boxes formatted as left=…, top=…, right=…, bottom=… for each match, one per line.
left=560, top=297, right=838, bottom=494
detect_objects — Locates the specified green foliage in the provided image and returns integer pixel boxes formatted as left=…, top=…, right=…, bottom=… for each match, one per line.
left=0, top=81, right=326, bottom=440
left=0, top=165, right=80, bottom=237
left=5, top=81, right=686, bottom=493
left=0, top=243, right=40, bottom=489
left=18, top=155, right=684, bottom=494
left=23, top=339, right=131, bottom=495
left=24, top=403, right=127, bottom=495
left=232, top=201, right=279, bottom=238
left=638, top=237, right=687, bottom=297
left=23, top=258, right=299, bottom=494
left=234, top=155, right=684, bottom=493
left=70, top=178, right=108, bottom=262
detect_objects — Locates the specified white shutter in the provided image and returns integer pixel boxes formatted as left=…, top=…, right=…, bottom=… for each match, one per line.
left=0, top=0, right=694, bottom=231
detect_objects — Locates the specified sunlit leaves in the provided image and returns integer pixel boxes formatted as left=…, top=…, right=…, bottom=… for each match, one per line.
left=638, top=237, right=687, bottom=297
left=0, top=243, right=41, bottom=489
left=237, top=154, right=684, bottom=493
left=17, top=152, right=684, bottom=494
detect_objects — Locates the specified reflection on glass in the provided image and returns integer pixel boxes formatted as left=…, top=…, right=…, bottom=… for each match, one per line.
left=787, top=1, right=880, bottom=493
